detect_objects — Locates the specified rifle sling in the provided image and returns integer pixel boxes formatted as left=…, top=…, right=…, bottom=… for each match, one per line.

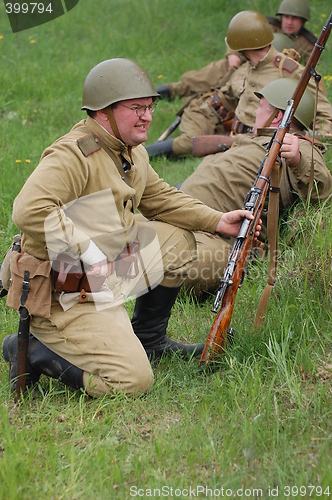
left=254, top=160, right=282, bottom=328
left=307, top=81, right=320, bottom=205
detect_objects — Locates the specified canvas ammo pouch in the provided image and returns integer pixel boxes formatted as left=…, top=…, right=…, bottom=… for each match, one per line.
left=0, top=234, right=22, bottom=296
left=6, top=252, right=52, bottom=319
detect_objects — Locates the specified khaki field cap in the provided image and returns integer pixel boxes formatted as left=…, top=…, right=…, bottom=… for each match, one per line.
left=82, top=58, right=159, bottom=111
left=226, top=10, right=274, bottom=51
left=255, top=78, right=315, bottom=129
left=277, top=0, right=310, bottom=22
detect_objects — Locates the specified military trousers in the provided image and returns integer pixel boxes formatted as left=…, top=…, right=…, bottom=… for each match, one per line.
left=30, top=217, right=197, bottom=397
left=183, top=230, right=232, bottom=298
left=172, top=96, right=229, bottom=156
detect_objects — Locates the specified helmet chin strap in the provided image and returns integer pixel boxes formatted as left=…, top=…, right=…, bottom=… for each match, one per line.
left=105, top=106, right=122, bottom=141
left=105, top=106, right=132, bottom=159
left=264, top=107, right=279, bottom=128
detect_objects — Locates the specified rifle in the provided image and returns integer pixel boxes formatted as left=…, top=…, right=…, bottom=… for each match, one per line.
left=307, top=131, right=332, bottom=142
left=199, top=10, right=332, bottom=366
left=192, top=135, right=235, bottom=157
left=15, top=270, right=30, bottom=399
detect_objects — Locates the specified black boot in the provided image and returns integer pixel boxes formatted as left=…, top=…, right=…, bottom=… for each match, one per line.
left=156, top=84, right=171, bottom=99
left=2, top=333, right=84, bottom=393
left=131, top=284, right=204, bottom=360
left=2, top=333, right=40, bottom=391
left=145, top=139, right=175, bottom=158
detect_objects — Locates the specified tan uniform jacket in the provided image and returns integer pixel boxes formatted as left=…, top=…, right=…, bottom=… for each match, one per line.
left=168, top=58, right=244, bottom=98
left=218, top=46, right=332, bottom=134
left=12, top=117, right=222, bottom=261
left=181, top=128, right=332, bottom=226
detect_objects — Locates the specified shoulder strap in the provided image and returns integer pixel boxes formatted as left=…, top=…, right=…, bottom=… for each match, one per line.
left=254, top=160, right=282, bottom=328
left=77, top=133, right=101, bottom=157
left=274, top=54, right=299, bottom=76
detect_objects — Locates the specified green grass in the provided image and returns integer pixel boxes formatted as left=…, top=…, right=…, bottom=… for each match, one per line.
left=1, top=0, right=332, bottom=498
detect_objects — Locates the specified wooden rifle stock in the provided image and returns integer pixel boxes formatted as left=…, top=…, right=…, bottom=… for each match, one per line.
left=199, top=10, right=332, bottom=366
left=15, top=271, right=30, bottom=399
left=192, top=135, right=235, bottom=157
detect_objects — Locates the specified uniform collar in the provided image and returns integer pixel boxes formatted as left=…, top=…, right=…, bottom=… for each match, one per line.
left=251, top=46, right=278, bottom=69
left=85, top=116, right=134, bottom=165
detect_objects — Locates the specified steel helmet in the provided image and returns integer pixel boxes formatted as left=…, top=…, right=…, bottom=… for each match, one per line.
left=226, top=11, right=274, bottom=51
left=277, top=0, right=310, bottom=22
left=255, top=78, right=315, bottom=129
left=272, top=32, right=294, bottom=52
left=82, top=58, right=159, bottom=111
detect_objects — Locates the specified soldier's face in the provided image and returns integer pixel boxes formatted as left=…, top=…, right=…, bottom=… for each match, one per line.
left=113, top=97, right=154, bottom=146
left=281, top=15, right=304, bottom=36
left=253, top=97, right=276, bottom=134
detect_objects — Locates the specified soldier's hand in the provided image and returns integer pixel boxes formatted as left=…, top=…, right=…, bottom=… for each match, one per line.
left=227, top=53, right=242, bottom=69
left=216, top=210, right=262, bottom=239
left=86, top=259, right=109, bottom=277
left=280, top=133, right=301, bottom=168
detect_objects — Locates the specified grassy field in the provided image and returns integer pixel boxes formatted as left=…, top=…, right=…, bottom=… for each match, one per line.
left=0, top=0, right=332, bottom=498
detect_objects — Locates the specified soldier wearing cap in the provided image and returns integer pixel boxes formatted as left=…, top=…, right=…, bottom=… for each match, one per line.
left=2, top=58, right=258, bottom=396
left=146, top=11, right=332, bottom=159
left=179, top=78, right=332, bottom=298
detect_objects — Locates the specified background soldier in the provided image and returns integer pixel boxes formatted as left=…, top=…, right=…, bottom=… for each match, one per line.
left=156, top=0, right=315, bottom=100
left=267, top=0, right=316, bottom=64
left=2, top=58, right=259, bottom=397
left=178, top=78, right=332, bottom=298
left=146, top=10, right=331, bottom=159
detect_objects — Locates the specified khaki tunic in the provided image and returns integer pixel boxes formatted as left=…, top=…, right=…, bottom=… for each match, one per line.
left=172, top=46, right=332, bottom=156
left=12, top=117, right=223, bottom=396
left=180, top=129, right=332, bottom=297
left=168, top=58, right=242, bottom=98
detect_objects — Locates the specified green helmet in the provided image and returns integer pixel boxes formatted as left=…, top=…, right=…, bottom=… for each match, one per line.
left=272, top=32, right=294, bottom=52
left=82, top=58, right=159, bottom=111
left=255, top=78, right=314, bottom=129
left=226, top=11, right=274, bottom=51
left=277, top=0, right=310, bottom=22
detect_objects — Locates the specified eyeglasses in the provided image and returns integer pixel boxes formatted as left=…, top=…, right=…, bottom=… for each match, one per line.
left=119, top=102, right=157, bottom=117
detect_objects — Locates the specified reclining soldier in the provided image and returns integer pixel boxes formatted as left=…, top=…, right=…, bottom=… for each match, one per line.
left=156, top=0, right=315, bottom=101
left=179, top=78, right=332, bottom=298
left=146, top=10, right=331, bottom=159
left=1, top=58, right=260, bottom=397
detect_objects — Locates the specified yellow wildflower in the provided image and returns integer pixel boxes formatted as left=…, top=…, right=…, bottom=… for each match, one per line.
left=16, top=159, right=21, bottom=163
left=0, top=36, right=3, bottom=40
left=158, top=74, right=163, bottom=79
left=25, top=159, right=31, bottom=164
